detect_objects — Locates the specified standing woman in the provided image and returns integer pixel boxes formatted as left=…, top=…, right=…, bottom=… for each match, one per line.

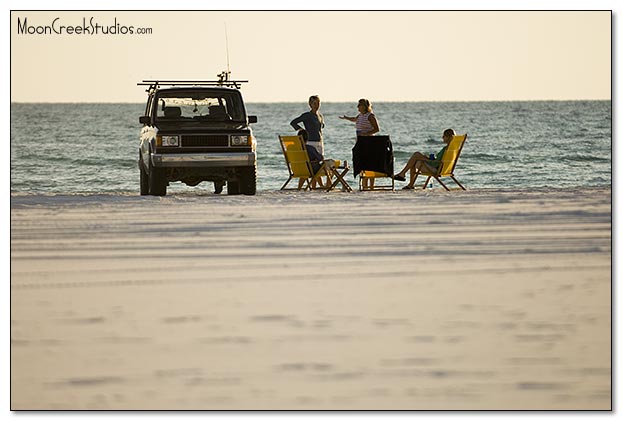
left=290, top=95, right=325, bottom=155
left=340, top=98, right=381, bottom=188
left=339, top=98, right=380, bottom=136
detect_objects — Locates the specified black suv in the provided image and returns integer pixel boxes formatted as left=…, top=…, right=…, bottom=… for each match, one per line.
left=138, top=77, right=257, bottom=196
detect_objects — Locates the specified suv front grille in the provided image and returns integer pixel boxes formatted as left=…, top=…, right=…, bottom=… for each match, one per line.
left=181, top=135, right=229, bottom=147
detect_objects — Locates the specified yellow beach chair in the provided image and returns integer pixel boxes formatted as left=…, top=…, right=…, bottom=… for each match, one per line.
left=414, top=133, right=468, bottom=190
left=279, top=135, right=345, bottom=191
left=353, top=135, right=395, bottom=191
left=359, top=170, right=395, bottom=191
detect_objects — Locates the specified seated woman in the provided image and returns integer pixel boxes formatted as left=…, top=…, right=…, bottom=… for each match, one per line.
left=297, top=129, right=330, bottom=189
left=393, top=128, right=455, bottom=190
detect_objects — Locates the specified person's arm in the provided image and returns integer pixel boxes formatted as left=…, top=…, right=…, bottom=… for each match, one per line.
left=339, top=115, right=357, bottom=122
left=290, top=114, right=304, bottom=131
left=362, top=113, right=379, bottom=136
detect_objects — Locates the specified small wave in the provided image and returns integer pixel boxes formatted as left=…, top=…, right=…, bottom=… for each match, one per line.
left=561, top=154, right=610, bottom=163
left=66, top=157, right=136, bottom=168
left=465, top=152, right=501, bottom=162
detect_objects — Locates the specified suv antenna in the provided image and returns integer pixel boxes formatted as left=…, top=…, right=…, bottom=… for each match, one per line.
left=216, top=23, right=234, bottom=87
left=224, top=22, right=231, bottom=76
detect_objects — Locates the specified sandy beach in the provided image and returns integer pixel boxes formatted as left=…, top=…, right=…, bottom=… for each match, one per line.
left=10, top=187, right=611, bottom=410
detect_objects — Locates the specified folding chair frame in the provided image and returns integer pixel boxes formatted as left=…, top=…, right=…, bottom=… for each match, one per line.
left=279, top=135, right=352, bottom=192
left=358, top=171, right=395, bottom=191
left=413, top=134, right=468, bottom=191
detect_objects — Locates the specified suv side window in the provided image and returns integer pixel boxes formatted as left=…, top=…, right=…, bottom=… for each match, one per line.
left=145, top=94, right=154, bottom=120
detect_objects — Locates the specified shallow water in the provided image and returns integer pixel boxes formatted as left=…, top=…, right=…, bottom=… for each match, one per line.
left=10, top=101, right=611, bottom=194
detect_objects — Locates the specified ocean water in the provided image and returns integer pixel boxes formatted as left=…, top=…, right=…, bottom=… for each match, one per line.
left=10, top=101, right=611, bottom=194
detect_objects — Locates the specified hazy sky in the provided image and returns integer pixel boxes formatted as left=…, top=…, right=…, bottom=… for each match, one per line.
left=10, top=10, right=612, bottom=102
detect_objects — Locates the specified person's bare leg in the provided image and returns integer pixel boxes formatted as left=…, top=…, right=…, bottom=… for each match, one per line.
left=406, top=160, right=427, bottom=188
left=319, top=170, right=326, bottom=187
left=407, top=167, right=417, bottom=188
left=308, top=168, right=326, bottom=189
left=396, top=152, right=427, bottom=177
left=312, top=177, right=324, bottom=189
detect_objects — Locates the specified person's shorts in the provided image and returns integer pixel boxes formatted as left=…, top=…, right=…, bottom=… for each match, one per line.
left=307, top=145, right=323, bottom=174
left=307, top=141, right=323, bottom=156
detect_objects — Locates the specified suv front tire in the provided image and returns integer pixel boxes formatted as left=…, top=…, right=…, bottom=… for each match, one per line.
left=239, top=165, right=257, bottom=195
left=139, top=156, right=150, bottom=196
left=148, top=157, right=167, bottom=196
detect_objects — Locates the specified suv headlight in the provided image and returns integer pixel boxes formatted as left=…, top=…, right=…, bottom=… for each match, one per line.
left=231, top=135, right=250, bottom=146
left=156, top=135, right=179, bottom=147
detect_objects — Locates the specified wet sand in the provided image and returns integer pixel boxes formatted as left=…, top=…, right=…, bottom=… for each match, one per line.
left=10, top=187, right=611, bottom=410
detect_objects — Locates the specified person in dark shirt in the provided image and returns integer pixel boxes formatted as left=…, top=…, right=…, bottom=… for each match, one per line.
left=290, top=95, right=325, bottom=155
left=296, top=129, right=329, bottom=189
left=393, top=128, right=456, bottom=190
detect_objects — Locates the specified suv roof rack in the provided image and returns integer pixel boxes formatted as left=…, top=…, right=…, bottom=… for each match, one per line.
left=138, top=71, right=248, bottom=92
left=138, top=80, right=249, bottom=87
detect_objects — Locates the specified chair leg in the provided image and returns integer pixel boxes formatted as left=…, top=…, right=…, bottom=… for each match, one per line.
left=451, top=176, right=466, bottom=190
left=422, top=176, right=431, bottom=189
left=412, top=171, right=419, bottom=187
left=280, top=176, right=294, bottom=190
left=360, top=177, right=371, bottom=191
left=435, top=177, right=450, bottom=191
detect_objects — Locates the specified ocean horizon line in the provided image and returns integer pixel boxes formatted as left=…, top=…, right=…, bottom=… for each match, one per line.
left=9, top=98, right=612, bottom=105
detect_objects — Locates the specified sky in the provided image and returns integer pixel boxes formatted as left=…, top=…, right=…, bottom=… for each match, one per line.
left=9, top=9, right=612, bottom=103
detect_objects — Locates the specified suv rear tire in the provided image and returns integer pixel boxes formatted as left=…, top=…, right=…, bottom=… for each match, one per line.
left=227, top=180, right=240, bottom=195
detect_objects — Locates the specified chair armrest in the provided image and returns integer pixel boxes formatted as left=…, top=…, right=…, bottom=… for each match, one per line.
left=321, top=159, right=339, bottom=168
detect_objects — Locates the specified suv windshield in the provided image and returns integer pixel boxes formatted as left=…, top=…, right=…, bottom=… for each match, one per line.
left=155, top=90, right=245, bottom=122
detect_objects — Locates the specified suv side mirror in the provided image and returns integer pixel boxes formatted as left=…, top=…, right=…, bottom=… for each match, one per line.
left=139, top=116, right=151, bottom=125
left=248, top=115, right=258, bottom=124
